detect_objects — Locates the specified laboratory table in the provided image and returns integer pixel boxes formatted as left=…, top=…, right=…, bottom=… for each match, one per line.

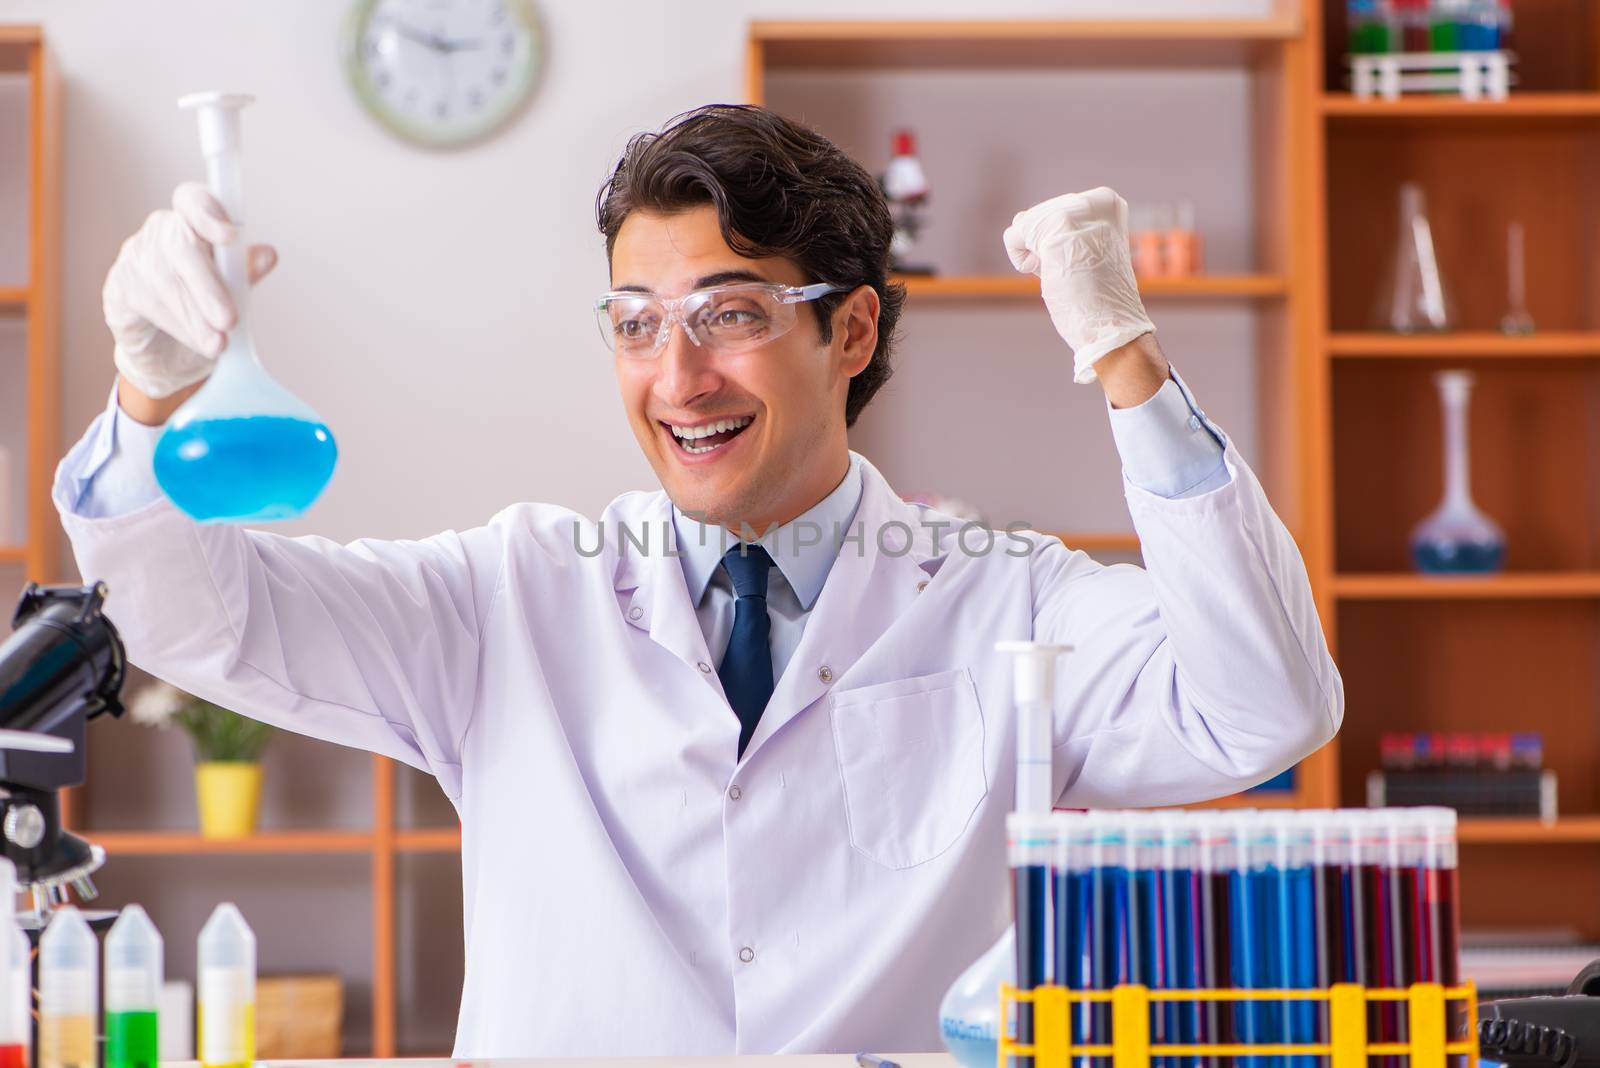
left=223, top=1058, right=956, bottom=1068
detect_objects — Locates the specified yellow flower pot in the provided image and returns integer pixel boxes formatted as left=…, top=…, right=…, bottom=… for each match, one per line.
left=196, top=761, right=263, bottom=839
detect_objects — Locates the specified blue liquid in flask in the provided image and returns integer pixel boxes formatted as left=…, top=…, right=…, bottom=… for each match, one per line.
left=155, top=415, right=337, bottom=523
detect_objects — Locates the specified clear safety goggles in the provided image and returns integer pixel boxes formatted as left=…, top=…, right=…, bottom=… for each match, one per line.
left=596, top=281, right=845, bottom=358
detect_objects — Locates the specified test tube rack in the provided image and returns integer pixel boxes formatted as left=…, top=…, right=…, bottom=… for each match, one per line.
left=998, top=981, right=1480, bottom=1068
left=1346, top=50, right=1514, bottom=100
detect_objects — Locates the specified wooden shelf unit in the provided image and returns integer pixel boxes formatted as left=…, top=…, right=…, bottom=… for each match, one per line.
left=896, top=273, right=1290, bottom=300
left=0, top=27, right=59, bottom=585
left=1311, top=0, right=1600, bottom=936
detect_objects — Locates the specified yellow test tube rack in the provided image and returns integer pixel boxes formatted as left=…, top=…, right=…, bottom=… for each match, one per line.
left=998, top=982, right=1480, bottom=1068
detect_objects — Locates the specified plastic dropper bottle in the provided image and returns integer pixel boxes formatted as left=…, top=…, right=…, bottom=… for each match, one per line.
left=0, top=860, right=25, bottom=1068
left=105, top=905, right=163, bottom=1068
left=7, top=927, right=28, bottom=1068
left=39, top=906, right=97, bottom=1068
left=198, top=903, right=255, bottom=1068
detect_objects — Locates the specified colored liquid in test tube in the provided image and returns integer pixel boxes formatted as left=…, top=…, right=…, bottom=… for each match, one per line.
left=1194, top=814, right=1234, bottom=1068
left=199, top=903, right=256, bottom=1068
left=1227, top=815, right=1268, bottom=1061
left=1266, top=815, right=1317, bottom=1068
left=1361, top=812, right=1406, bottom=1068
left=39, top=906, right=97, bottom=1068
left=1127, top=814, right=1171, bottom=1068
left=105, top=905, right=164, bottom=1068
left=1157, top=814, right=1201, bottom=1068
left=1010, top=813, right=1053, bottom=1068
left=1078, top=815, right=1130, bottom=1068
left=0, top=861, right=25, bottom=1068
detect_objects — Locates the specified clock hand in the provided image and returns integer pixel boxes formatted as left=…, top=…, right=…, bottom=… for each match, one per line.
left=437, top=36, right=485, bottom=54
left=388, top=21, right=449, bottom=52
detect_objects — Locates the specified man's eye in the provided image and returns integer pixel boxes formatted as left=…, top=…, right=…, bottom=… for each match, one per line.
left=617, top=317, right=657, bottom=339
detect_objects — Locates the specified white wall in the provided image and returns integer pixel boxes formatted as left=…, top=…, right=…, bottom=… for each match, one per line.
left=0, top=0, right=1271, bottom=548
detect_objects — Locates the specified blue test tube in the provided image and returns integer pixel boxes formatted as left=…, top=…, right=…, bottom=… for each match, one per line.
left=1228, top=813, right=1268, bottom=1064
left=1159, top=813, right=1201, bottom=1068
left=1267, top=814, right=1317, bottom=1068
left=1010, top=811, right=1055, bottom=1068
left=1127, top=814, right=1166, bottom=1067
left=1194, top=812, right=1234, bottom=1068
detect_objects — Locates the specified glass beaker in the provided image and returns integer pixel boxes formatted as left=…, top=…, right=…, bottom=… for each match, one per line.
left=1375, top=182, right=1454, bottom=334
left=153, top=92, right=337, bottom=523
left=1410, top=370, right=1505, bottom=573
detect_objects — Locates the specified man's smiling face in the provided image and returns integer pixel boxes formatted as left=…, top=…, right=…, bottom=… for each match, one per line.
left=609, top=204, right=874, bottom=534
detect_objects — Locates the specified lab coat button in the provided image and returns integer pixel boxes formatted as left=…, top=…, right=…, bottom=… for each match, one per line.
left=628, top=606, right=643, bottom=621
left=739, top=946, right=755, bottom=963
left=818, top=665, right=833, bottom=683
left=697, top=661, right=713, bottom=674
left=1188, top=415, right=1203, bottom=431
left=916, top=579, right=929, bottom=593
left=728, top=785, right=742, bottom=801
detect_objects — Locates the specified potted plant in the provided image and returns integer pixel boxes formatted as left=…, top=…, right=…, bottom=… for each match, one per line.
left=129, top=680, right=274, bottom=839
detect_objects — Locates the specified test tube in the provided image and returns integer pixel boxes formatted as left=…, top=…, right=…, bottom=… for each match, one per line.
left=0, top=861, right=24, bottom=1068
left=198, top=903, right=256, bottom=1068
left=1010, top=812, right=1054, bottom=1068
left=8, top=927, right=28, bottom=1068
left=105, top=905, right=163, bottom=1068
left=39, top=906, right=97, bottom=1068
left=1057, top=812, right=1095, bottom=1065
left=1193, top=812, right=1233, bottom=1068
left=1271, top=814, right=1317, bottom=1068
left=1359, top=810, right=1405, bottom=1068
left=1227, top=813, right=1266, bottom=1056
left=1158, top=813, right=1201, bottom=1068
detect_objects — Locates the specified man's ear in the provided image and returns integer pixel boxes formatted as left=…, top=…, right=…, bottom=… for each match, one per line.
left=835, top=285, right=880, bottom=378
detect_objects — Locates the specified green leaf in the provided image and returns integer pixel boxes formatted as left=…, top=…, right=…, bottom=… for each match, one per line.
left=172, top=699, right=274, bottom=763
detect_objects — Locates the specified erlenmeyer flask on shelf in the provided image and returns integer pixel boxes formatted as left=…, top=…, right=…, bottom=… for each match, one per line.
left=1376, top=182, right=1455, bottom=333
left=153, top=92, right=337, bottom=523
left=1410, top=370, right=1505, bottom=574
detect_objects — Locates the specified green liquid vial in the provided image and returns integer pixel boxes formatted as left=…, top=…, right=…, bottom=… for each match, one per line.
left=105, top=1012, right=159, bottom=1068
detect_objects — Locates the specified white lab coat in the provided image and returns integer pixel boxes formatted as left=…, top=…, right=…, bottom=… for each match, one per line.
left=56, top=440, right=1341, bottom=1056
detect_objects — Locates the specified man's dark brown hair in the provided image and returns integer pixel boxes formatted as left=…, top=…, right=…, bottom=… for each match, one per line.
left=596, top=104, right=904, bottom=427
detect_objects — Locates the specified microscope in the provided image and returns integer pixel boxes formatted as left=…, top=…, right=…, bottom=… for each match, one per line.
left=0, top=583, right=125, bottom=928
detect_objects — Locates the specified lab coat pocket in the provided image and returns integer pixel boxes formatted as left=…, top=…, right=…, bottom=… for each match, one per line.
left=830, top=668, right=988, bottom=870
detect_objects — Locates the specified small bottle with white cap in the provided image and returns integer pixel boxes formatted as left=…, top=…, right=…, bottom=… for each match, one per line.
left=198, top=902, right=255, bottom=1068
left=39, top=906, right=97, bottom=1068
left=105, top=904, right=163, bottom=1068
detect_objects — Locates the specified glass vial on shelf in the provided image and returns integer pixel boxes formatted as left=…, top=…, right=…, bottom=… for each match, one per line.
left=1377, top=182, right=1454, bottom=333
left=1348, top=0, right=1397, bottom=53
left=1500, top=221, right=1534, bottom=335
left=1410, top=370, right=1506, bottom=573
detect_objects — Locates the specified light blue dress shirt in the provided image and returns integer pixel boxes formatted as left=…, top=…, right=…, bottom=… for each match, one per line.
left=67, top=370, right=1228, bottom=685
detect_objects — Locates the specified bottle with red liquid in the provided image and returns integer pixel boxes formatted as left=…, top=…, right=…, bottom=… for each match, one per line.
left=0, top=859, right=24, bottom=1068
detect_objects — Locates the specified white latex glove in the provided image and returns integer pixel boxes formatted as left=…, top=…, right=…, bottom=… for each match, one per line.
left=103, top=181, right=277, bottom=399
left=1003, top=186, right=1156, bottom=384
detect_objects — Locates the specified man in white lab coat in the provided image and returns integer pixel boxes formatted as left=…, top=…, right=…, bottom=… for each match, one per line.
left=59, top=105, right=1341, bottom=1055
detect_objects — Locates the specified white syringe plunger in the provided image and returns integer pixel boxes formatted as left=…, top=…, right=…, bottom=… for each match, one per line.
left=996, top=641, right=1073, bottom=814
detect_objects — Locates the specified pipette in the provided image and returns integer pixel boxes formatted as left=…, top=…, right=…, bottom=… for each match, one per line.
left=153, top=92, right=338, bottom=523
left=39, top=906, right=96, bottom=1068
left=198, top=902, right=255, bottom=1068
left=105, top=905, right=163, bottom=1068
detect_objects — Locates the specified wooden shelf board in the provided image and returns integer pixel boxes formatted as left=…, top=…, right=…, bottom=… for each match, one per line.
left=0, top=547, right=25, bottom=565
left=1458, top=816, right=1600, bottom=844
left=899, top=273, right=1288, bottom=300
left=1322, top=92, right=1600, bottom=119
left=89, top=829, right=376, bottom=855
left=396, top=827, right=461, bottom=852
left=1334, top=573, right=1600, bottom=600
left=1047, top=532, right=1142, bottom=552
left=0, top=26, right=39, bottom=74
left=1327, top=332, right=1600, bottom=358
left=753, top=18, right=1300, bottom=70
left=0, top=285, right=26, bottom=316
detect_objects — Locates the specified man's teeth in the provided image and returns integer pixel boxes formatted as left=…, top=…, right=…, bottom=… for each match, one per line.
left=670, top=416, right=753, bottom=441
left=669, top=416, right=753, bottom=452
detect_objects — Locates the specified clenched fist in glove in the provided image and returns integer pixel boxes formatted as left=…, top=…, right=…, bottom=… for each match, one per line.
left=1003, top=186, right=1157, bottom=386
left=104, top=181, right=278, bottom=400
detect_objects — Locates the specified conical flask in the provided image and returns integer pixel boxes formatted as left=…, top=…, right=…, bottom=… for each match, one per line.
left=1376, top=182, right=1455, bottom=333
left=1410, top=370, right=1505, bottom=573
left=153, top=92, right=337, bottom=523
left=939, top=926, right=1015, bottom=1068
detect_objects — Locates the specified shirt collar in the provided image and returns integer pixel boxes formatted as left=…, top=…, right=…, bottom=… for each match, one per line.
left=673, top=453, right=864, bottom=611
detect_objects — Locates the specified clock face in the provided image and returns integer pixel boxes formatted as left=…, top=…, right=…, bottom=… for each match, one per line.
left=345, top=0, right=541, bottom=148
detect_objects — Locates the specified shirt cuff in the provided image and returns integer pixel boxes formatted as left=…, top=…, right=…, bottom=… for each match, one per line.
left=1106, top=369, right=1230, bottom=500
left=55, top=383, right=166, bottom=519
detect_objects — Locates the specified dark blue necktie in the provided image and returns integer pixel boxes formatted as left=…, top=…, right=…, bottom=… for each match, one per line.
left=718, top=544, right=775, bottom=758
